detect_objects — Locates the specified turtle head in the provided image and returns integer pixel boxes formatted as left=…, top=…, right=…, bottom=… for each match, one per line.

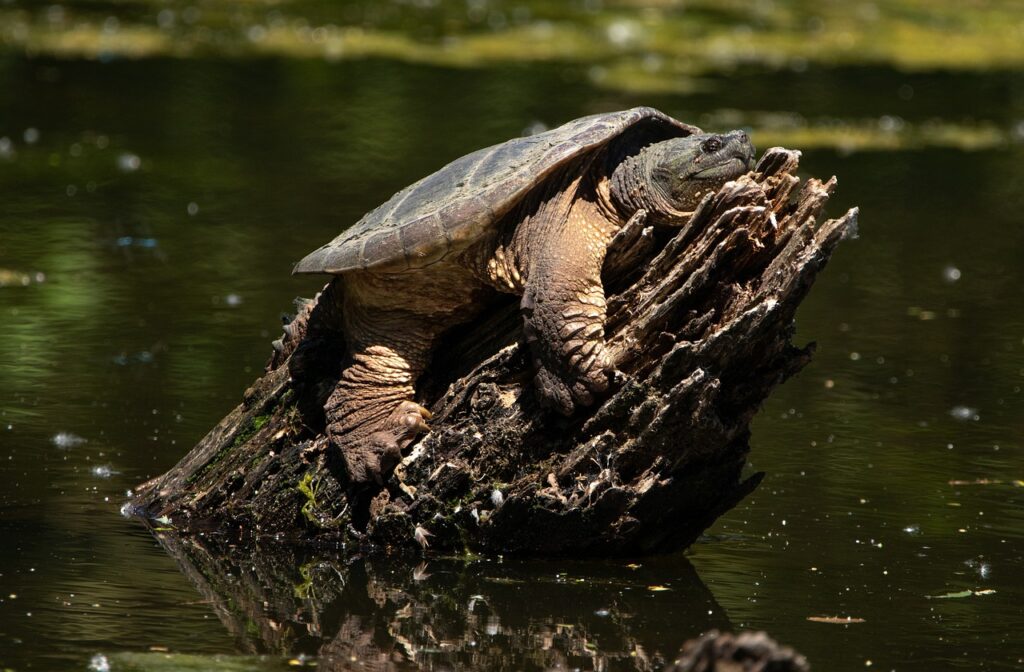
left=612, top=130, right=755, bottom=222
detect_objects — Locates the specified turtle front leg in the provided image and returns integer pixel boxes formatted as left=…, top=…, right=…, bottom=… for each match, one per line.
left=520, top=203, right=618, bottom=415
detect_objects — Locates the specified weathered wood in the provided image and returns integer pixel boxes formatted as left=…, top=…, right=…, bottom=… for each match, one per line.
left=126, top=147, right=857, bottom=556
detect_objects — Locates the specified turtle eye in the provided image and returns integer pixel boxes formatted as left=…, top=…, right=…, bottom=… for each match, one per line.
left=701, top=137, right=723, bottom=153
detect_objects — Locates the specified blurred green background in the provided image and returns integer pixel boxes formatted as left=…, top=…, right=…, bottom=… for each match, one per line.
left=0, top=1, right=1023, bottom=670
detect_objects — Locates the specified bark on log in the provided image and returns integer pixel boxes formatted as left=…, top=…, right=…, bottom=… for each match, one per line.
left=126, top=147, right=857, bottom=556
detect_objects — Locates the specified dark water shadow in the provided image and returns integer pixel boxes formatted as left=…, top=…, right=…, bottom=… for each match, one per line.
left=151, top=531, right=732, bottom=670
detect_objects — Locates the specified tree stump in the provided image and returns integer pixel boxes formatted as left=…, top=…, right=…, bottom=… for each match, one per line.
left=126, top=147, right=857, bottom=556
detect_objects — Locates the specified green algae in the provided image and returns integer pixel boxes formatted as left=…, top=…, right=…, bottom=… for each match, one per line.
left=4, top=0, right=1024, bottom=76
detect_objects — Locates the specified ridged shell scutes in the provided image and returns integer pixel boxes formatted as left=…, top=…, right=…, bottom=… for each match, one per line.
left=293, top=107, right=700, bottom=275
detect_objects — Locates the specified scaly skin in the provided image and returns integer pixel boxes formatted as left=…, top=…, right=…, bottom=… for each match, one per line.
left=326, top=264, right=484, bottom=486
left=326, top=131, right=755, bottom=486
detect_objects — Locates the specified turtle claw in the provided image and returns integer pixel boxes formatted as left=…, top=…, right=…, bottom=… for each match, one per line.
left=533, top=347, right=611, bottom=416
left=394, top=400, right=432, bottom=436
left=338, top=401, right=432, bottom=486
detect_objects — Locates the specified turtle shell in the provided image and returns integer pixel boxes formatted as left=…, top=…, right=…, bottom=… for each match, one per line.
left=293, top=107, right=700, bottom=275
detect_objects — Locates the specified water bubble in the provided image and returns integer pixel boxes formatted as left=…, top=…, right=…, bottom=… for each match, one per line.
left=187, top=202, right=199, bottom=216
left=0, top=137, right=14, bottom=159
left=606, top=19, right=640, bottom=47
left=898, top=84, right=914, bottom=100
left=117, top=153, right=141, bottom=172
left=51, top=432, right=87, bottom=448
left=949, top=406, right=979, bottom=422
left=522, top=120, right=548, bottom=136
left=942, top=265, right=961, bottom=282
left=903, top=524, right=921, bottom=535
left=88, top=654, right=111, bottom=672
left=1013, top=120, right=1024, bottom=142
left=46, top=5, right=66, bottom=24
left=23, top=128, right=39, bottom=144
left=91, top=465, right=117, bottom=478
left=157, top=9, right=175, bottom=29
left=247, top=24, right=267, bottom=42
left=224, top=293, right=243, bottom=307
left=490, top=489, right=504, bottom=507
left=878, top=115, right=904, bottom=133
left=182, top=6, right=201, bottom=24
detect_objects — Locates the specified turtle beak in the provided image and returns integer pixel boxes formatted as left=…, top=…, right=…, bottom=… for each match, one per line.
left=727, top=130, right=756, bottom=170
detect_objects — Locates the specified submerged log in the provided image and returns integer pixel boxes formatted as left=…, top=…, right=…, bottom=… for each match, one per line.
left=126, top=147, right=857, bottom=555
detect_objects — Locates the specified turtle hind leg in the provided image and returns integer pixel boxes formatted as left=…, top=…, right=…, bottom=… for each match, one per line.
left=325, top=346, right=433, bottom=486
left=326, top=270, right=474, bottom=488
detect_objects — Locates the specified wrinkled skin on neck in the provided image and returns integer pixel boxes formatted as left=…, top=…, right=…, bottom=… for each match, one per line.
left=610, top=130, right=756, bottom=223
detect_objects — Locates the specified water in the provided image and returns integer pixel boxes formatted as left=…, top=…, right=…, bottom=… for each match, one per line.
left=1, top=1, right=1024, bottom=670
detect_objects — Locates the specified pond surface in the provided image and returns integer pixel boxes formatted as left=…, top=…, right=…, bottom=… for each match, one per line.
left=1, top=1, right=1023, bottom=670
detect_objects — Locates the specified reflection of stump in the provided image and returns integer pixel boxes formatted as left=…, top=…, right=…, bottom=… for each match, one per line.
left=127, top=148, right=857, bottom=555
left=148, top=533, right=734, bottom=671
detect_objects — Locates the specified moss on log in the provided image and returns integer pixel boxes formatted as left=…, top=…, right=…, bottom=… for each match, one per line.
left=126, top=147, right=857, bottom=556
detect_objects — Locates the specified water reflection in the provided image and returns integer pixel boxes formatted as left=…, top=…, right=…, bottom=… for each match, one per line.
left=150, top=533, right=729, bottom=671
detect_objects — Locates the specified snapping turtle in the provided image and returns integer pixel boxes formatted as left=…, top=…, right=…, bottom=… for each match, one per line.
left=294, top=107, right=755, bottom=486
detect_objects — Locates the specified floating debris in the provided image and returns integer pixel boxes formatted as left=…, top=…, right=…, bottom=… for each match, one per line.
left=903, top=524, right=921, bottom=535
left=925, top=588, right=996, bottom=600
left=947, top=478, right=1010, bottom=486
left=88, top=653, right=111, bottom=672
left=647, top=585, right=671, bottom=592
left=0, top=269, right=46, bottom=287
left=490, top=488, right=504, bottom=507
left=414, top=525, right=432, bottom=548
left=115, top=236, right=158, bottom=248
left=51, top=432, right=87, bottom=448
left=223, top=293, right=243, bottom=307
left=112, top=350, right=155, bottom=366
left=807, top=615, right=866, bottom=624
left=91, top=465, right=118, bottom=478
left=907, top=306, right=938, bottom=320
left=949, top=406, right=979, bottom=421
left=117, top=152, right=141, bottom=172
left=965, top=558, right=992, bottom=580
